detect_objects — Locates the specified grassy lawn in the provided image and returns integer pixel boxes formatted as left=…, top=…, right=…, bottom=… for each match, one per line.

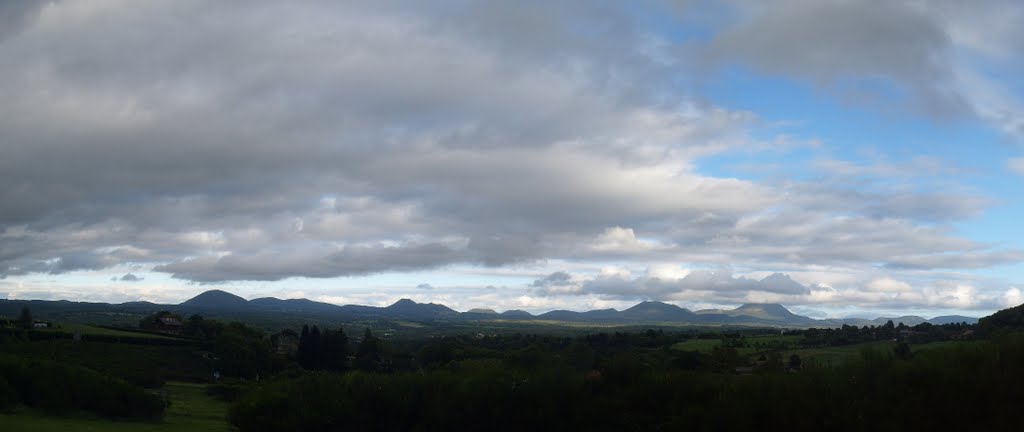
left=0, top=382, right=233, bottom=432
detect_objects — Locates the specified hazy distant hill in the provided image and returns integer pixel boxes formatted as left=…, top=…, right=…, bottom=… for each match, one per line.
left=0, top=289, right=984, bottom=329
left=499, top=310, right=534, bottom=319
left=929, top=315, right=979, bottom=325
left=620, top=301, right=696, bottom=322
left=385, top=298, right=458, bottom=320
left=873, top=316, right=928, bottom=326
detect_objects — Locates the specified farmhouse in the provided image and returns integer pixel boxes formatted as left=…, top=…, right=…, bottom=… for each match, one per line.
left=155, top=316, right=183, bottom=334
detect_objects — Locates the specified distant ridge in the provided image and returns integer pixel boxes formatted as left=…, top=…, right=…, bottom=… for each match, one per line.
left=929, top=315, right=979, bottom=325
left=0, top=289, right=987, bottom=329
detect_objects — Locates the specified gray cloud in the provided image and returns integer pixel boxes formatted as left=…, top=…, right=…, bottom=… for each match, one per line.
left=576, top=270, right=811, bottom=301
left=153, top=242, right=469, bottom=283
left=699, top=0, right=1024, bottom=136
left=532, top=271, right=573, bottom=288
left=0, top=0, right=1016, bottom=314
left=704, top=0, right=966, bottom=117
left=120, top=273, right=142, bottom=282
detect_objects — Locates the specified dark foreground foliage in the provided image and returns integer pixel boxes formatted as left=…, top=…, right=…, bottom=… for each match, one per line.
left=0, top=355, right=165, bottom=420
left=230, top=334, right=1024, bottom=432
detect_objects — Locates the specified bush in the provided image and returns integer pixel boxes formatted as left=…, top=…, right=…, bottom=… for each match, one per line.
left=230, top=335, right=1024, bottom=431
left=0, top=375, right=18, bottom=411
left=0, top=355, right=165, bottom=420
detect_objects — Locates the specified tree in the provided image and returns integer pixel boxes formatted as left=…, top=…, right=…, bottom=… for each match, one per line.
left=17, top=306, right=33, bottom=330
left=788, top=354, right=802, bottom=371
left=710, top=345, right=739, bottom=372
left=324, top=327, right=349, bottom=372
left=298, top=325, right=312, bottom=369
left=894, top=342, right=912, bottom=360
left=309, top=326, right=323, bottom=369
left=355, top=328, right=382, bottom=372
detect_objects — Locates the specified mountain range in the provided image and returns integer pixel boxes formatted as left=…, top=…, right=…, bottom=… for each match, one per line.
left=0, top=289, right=979, bottom=328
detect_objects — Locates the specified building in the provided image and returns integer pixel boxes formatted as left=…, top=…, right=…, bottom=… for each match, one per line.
left=155, top=316, right=183, bottom=334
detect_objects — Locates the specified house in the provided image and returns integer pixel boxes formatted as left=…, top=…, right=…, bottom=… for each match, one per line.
left=953, top=329, right=975, bottom=340
left=155, top=316, right=183, bottom=334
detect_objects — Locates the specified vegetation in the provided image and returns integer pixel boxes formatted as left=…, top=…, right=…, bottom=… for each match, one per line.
left=297, top=325, right=349, bottom=372
left=4, top=301, right=1024, bottom=430
left=0, top=382, right=232, bottom=432
left=977, top=302, right=1024, bottom=336
left=229, top=333, right=1024, bottom=431
left=18, top=306, right=34, bottom=330
left=0, top=355, right=164, bottom=420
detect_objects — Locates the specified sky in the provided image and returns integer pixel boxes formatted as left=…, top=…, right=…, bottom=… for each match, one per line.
left=2, top=0, right=1023, bottom=319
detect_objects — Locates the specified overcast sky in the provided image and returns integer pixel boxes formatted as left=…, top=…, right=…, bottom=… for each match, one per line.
left=2, top=0, right=1023, bottom=318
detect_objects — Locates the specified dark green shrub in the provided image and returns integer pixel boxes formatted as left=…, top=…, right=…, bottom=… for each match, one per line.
left=0, top=355, right=165, bottom=420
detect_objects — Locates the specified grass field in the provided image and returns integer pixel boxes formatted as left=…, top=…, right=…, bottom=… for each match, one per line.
left=670, top=338, right=724, bottom=353
left=784, top=340, right=896, bottom=366
left=0, top=382, right=233, bottom=432
left=3, top=339, right=211, bottom=383
left=784, top=340, right=982, bottom=367
left=670, top=334, right=803, bottom=356
left=42, top=324, right=182, bottom=340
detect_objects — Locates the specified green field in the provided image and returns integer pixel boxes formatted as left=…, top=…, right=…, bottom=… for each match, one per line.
left=670, top=334, right=802, bottom=356
left=40, top=324, right=182, bottom=340
left=0, top=382, right=232, bottom=432
left=670, top=336, right=964, bottom=367
left=2, top=339, right=211, bottom=384
left=670, top=338, right=724, bottom=353
left=782, top=340, right=894, bottom=366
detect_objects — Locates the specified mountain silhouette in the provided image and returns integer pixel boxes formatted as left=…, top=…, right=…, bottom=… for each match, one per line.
left=180, top=289, right=249, bottom=310
left=0, top=289, right=987, bottom=328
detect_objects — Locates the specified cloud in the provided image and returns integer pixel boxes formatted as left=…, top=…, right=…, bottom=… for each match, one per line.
left=153, top=242, right=469, bottom=283
left=0, top=1, right=1016, bottom=315
left=1004, top=287, right=1023, bottom=308
left=866, top=278, right=913, bottom=293
left=705, top=0, right=964, bottom=117
left=1009, top=158, right=1024, bottom=176
left=120, top=273, right=143, bottom=282
left=530, top=271, right=582, bottom=296
left=700, top=0, right=1024, bottom=137
left=570, top=270, right=811, bottom=301
left=532, top=271, right=573, bottom=288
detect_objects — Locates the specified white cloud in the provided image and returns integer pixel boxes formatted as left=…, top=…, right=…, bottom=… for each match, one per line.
left=866, top=278, right=914, bottom=293
left=1004, top=287, right=1023, bottom=307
